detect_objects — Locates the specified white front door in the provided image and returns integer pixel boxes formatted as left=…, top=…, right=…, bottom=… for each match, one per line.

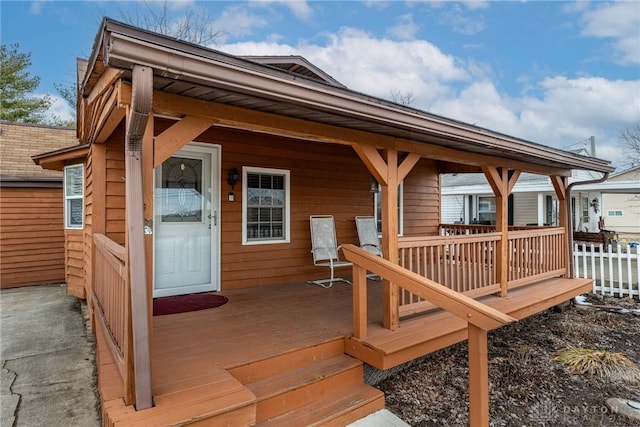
left=153, top=144, right=219, bottom=297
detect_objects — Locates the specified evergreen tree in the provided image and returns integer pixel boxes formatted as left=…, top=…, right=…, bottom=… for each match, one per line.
left=0, top=43, right=51, bottom=123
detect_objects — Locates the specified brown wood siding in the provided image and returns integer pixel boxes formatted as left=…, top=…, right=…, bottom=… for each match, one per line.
left=105, top=132, right=126, bottom=245
left=83, top=149, right=94, bottom=299
left=402, top=159, right=440, bottom=237
left=65, top=229, right=85, bottom=297
left=0, top=187, right=65, bottom=287
left=193, top=127, right=441, bottom=290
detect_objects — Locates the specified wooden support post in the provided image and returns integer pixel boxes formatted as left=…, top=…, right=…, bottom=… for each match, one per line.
left=482, top=166, right=509, bottom=296
left=382, top=149, right=399, bottom=330
left=468, top=324, right=489, bottom=427
left=352, top=264, right=368, bottom=339
left=551, top=175, right=569, bottom=276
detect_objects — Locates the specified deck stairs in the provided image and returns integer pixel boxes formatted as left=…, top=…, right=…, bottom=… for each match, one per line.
left=228, top=338, right=385, bottom=426
left=346, top=277, right=592, bottom=370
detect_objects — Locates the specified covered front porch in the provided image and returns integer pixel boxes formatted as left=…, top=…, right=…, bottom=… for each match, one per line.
left=94, top=226, right=591, bottom=426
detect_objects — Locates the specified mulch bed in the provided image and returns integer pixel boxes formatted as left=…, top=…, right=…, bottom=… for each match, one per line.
left=377, top=295, right=640, bottom=426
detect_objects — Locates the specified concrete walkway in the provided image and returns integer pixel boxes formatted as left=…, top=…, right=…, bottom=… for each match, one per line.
left=0, top=284, right=100, bottom=427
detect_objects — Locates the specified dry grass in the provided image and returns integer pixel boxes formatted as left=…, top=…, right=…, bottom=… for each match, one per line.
left=553, top=347, right=640, bottom=384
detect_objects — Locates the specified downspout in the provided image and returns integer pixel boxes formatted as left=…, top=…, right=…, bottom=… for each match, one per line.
left=566, top=172, right=610, bottom=278
left=125, top=65, right=153, bottom=410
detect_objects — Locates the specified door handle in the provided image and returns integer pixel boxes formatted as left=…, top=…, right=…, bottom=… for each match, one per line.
left=208, top=211, right=217, bottom=226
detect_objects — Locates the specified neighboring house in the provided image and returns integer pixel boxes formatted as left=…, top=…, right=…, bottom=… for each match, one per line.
left=34, top=19, right=614, bottom=427
left=0, top=122, right=80, bottom=288
left=442, top=167, right=639, bottom=240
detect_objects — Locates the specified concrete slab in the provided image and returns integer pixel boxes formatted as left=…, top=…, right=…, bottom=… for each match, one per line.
left=0, top=284, right=100, bottom=427
left=348, top=409, right=410, bottom=426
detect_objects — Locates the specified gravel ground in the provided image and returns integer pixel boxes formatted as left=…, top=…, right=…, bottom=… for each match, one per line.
left=377, top=295, right=640, bottom=426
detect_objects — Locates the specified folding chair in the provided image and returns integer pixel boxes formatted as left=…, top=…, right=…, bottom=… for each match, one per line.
left=355, top=216, right=383, bottom=280
left=308, top=215, right=352, bottom=288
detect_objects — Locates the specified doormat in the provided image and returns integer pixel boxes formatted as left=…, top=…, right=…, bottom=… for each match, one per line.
left=153, top=292, right=228, bottom=316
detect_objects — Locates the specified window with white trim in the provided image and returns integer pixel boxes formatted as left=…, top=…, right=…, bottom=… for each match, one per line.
left=242, top=166, right=290, bottom=244
left=607, top=210, right=623, bottom=217
left=373, top=183, right=403, bottom=235
left=64, top=164, right=84, bottom=229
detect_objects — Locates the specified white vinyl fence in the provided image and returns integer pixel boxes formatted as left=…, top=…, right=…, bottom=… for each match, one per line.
left=573, top=243, right=639, bottom=298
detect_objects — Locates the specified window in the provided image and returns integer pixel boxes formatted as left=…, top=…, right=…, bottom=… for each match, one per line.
left=242, top=167, right=290, bottom=244
left=607, top=210, right=623, bottom=217
left=581, top=196, right=589, bottom=223
left=64, top=164, right=84, bottom=229
left=477, top=196, right=496, bottom=225
left=373, top=183, right=403, bottom=235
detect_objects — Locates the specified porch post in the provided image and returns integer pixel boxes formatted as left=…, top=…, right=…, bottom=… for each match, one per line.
left=468, top=324, right=489, bottom=427
left=381, top=149, right=399, bottom=330
left=124, top=65, right=153, bottom=410
left=482, top=166, right=509, bottom=297
left=551, top=176, right=569, bottom=277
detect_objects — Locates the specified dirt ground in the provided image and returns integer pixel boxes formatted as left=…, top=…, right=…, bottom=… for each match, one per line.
left=378, top=295, right=640, bottom=426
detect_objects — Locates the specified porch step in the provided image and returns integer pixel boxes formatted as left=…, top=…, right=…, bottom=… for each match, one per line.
left=229, top=338, right=384, bottom=425
left=346, top=277, right=592, bottom=370
left=256, top=383, right=385, bottom=427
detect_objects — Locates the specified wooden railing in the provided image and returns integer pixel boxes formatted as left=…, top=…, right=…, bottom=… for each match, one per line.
left=93, top=233, right=133, bottom=404
left=440, top=223, right=495, bottom=235
left=398, top=233, right=501, bottom=316
left=507, top=227, right=566, bottom=288
left=341, top=244, right=515, bottom=427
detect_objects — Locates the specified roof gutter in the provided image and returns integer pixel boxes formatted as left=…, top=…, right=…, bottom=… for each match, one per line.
left=566, top=172, right=610, bottom=278
left=101, top=27, right=614, bottom=174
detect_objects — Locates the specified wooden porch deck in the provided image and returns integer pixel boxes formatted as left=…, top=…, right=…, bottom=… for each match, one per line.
left=98, top=276, right=591, bottom=426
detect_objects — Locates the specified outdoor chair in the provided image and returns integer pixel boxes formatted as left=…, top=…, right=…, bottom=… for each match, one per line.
left=355, top=216, right=383, bottom=280
left=308, top=215, right=352, bottom=288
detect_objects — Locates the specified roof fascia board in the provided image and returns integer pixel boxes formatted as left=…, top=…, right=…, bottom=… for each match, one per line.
left=102, top=24, right=613, bottom=173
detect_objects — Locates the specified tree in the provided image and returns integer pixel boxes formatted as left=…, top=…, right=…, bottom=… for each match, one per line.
left=619, top=121, right=640, bottom=165
left=390, top=89, right=416, bottom=107
left=0, top=44, right=51, bottom=123
left=119, top=0, right=224, bottom=46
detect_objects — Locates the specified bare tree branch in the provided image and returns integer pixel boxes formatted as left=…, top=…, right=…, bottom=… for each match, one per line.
left=390, top=89, right=416, bottom=107
left=619, top=121, right=640, bottom=164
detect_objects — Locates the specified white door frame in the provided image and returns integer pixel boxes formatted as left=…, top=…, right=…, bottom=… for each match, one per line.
left=152, top=142, right=221, bottom=297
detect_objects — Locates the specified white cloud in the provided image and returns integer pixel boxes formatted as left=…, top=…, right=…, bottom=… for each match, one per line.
left=575, top=2, right=640, bottom=65
left=439, top=6, right=486, bottom=35
left=222, top=27, right=468, bottom=105
left=251, top=0, right=313, bottom=20
left=30, top=1, right=46, bottom=14
left=222, top=27, right=637, bottom=167
left=210, top=5, right=269, bottom=41
left=42, top=93, right=75, bottom=124
left=386, top=14, right=420, bottom=41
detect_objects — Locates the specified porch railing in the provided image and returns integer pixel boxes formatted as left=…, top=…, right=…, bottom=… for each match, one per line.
left=440, top=223, right=495, bottom=235
left=342, top=244, right=515, bottom=427
left=507, top=227, right=566, bottom=288
left=398, top=233, right=500, bottom=316
left=397, top=227, right=566, bottom=316
left=93, top=233, right=134, bottom=404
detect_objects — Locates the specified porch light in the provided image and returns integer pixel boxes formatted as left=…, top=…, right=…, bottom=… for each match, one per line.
left=228, top=167, right=240, bottom=190
left=369, top=176, right=379, bottom=193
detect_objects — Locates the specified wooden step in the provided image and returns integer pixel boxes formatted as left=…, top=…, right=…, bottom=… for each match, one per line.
left=256, top=383, right=385, bottom=427
left=248, top=354, right=364, bottom=422
left=228, top=338, right=345, bottom=384
left=347, top=277, right=592, bottom=370
left=106, top=369, right=257, bottom=426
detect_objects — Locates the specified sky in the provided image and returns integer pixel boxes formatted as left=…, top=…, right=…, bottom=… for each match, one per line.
left=2, top=1, right=639, bottom=169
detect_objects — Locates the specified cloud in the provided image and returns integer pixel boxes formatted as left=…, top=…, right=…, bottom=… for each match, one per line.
left=574, top=2, right=640, bottom=65
left=222, top=26, right=468, bottom=105
left=30, top=1, right=46, bottom=14
left=439, top=6, right=486, bottom=35
left=42, top=93, right=75, bottom=124
left=386, top=14, right=420, bottom=41
left=210, top=5, right=269, bottom=41
left=221, top=26, right=637, bottom=167
left=251, top=0, right=313, bottom=20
